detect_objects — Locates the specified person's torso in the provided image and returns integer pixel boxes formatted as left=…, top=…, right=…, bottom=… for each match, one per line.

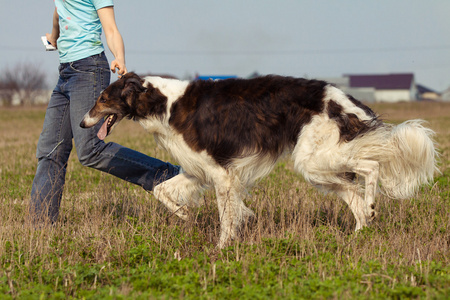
left=55, top=0, right=113, bottom=63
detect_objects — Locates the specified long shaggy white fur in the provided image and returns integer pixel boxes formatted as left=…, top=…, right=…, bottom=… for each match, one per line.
left=378, top=120, right=438, bottom=198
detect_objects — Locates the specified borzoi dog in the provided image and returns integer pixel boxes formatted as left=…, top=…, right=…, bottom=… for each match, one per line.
left=80, top=72, right=438, bottom=248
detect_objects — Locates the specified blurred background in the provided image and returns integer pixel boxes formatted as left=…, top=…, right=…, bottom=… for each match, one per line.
left=1, top=0, right=450, bottom=105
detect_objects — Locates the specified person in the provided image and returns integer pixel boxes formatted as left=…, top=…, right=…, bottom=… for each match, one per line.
left=30, top=0, right=180, bottom=223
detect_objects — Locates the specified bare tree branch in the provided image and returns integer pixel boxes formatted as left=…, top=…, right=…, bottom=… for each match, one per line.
left=0, top=62, right=48, bottom=106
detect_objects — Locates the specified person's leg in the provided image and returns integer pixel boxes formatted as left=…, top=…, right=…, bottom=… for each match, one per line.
left=69, top=53, right=179, bottom=191
left=30, top=71, right=74, bottom=223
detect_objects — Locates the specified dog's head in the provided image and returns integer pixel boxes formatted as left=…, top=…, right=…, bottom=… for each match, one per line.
left=80, top=72, right=167, bottom=140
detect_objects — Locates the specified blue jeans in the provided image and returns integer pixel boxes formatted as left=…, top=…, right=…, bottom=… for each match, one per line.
left=30, top=52, right=179, bottom=223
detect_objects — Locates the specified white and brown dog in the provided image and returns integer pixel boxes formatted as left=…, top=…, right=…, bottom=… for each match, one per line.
left=80, top=72, right=438, bottom=248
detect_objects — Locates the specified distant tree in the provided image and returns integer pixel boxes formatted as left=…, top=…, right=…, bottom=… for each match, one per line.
left=0, top=62, right=47, bottom=106
left=0, top=76, right=18, bottom=106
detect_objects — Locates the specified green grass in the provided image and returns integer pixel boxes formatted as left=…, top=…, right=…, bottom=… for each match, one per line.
left=0, top=103, right=449, bottom=299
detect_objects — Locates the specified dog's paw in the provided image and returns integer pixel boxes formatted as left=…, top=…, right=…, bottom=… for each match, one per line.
left=367, top=203, right=377, bottom=222
left=173, top=205, right=189, bottom=221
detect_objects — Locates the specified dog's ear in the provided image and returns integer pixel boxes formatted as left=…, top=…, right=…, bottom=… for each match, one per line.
left=121, top=73, right=146, bottom=101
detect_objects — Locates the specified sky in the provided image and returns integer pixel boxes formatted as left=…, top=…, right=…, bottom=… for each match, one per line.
left=1, top=0, right=450, bottom=92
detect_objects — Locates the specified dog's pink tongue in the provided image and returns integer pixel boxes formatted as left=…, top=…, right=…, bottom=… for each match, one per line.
left=97, top=121, right=108, bottom=140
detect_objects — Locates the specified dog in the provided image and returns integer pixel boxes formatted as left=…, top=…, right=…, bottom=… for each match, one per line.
left=80, top=72, right=438, bottom=248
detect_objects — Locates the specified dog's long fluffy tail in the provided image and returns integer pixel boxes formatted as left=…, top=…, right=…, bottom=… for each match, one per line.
left=378, top=120, right=439, bottom=199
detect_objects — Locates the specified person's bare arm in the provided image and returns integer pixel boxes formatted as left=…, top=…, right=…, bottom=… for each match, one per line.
left=46, top=8, right=60, bottom=48
left=98, top=6, right=127, bottom=76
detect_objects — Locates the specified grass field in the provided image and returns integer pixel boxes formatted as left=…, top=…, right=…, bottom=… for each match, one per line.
left=0, top=102, right=449, bottom=299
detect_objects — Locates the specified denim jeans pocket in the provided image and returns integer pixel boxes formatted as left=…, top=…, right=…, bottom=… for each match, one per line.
left=69, top=61, right=95, bottom=75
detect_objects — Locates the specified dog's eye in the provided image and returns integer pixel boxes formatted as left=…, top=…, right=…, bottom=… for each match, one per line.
left=99, top=97, right=107, bottom=103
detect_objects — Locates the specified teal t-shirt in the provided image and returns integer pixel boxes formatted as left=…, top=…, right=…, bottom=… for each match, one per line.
left=55, top=0, right=114, bottom=63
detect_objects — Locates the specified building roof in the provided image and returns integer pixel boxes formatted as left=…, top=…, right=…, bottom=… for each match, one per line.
left=347, top=73, right=414, bottom=90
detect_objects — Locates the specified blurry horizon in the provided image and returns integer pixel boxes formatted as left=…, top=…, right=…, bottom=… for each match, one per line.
left=1, top=0, right=449, bottom=91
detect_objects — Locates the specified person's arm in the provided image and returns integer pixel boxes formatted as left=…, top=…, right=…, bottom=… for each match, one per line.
left=98, top=6, right=127, bottom=76
left=46, top=8, right=60, bottom=48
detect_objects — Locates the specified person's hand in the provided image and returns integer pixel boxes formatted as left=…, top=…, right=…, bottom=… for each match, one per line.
left=45, top=33, right=57, bottom=48
left=111, top=58, right=127, bottom=77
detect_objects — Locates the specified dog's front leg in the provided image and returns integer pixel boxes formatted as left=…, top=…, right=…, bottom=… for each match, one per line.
left=215, top=183, right=239, bottom=249
left=213, top=173, right=254, bottom=249
left=153, top=173, right=203, bottom=220
left=214, top=173, right=247, bottom=249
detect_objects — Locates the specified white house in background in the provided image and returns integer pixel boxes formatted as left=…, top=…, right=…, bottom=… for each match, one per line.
left=12, top=89, right=52, bottom=105
left=346, top=73, right=417, bottom=103
left=320, top=77, right=377, bottom=103
left=318, top=73, right=417, bottom=103
left=0, top=89, right=52, bottom=106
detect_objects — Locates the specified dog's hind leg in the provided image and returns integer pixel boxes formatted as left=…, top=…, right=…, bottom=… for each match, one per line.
left=153, top=173, right=203, bottom=220
left=332, top=160, right=379, bottom=230
left=333, top=187, right=367, bottom=231
left=346, top=159, right=379, bottom=224
left=298, top=155, right=379, bottom=230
